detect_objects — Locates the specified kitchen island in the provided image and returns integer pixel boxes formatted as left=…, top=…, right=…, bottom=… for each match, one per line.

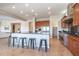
left=10, top=33, right=49, bottom=48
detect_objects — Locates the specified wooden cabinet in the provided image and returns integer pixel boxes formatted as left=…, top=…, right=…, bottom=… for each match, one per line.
left=35, top=21, right=49, bottom=28
left=63, top=3, right=79, bottom=55
left=67, top=3, right=74, bottom=16
left=65, top=3, right=79, bottom=26
left=67, top=35, right=73, bottom=52
left=73, top=3, right=79, bottom=26
left=67, top=35, right=79, bottom=55
left=73, top=40, right=79, bottom=55
left=61, top=3, right=79, bottom=27
left=61, top=16, right=68, bottom=28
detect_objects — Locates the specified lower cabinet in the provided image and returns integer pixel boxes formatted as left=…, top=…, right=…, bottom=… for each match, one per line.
left=67, top=35, right=79, bottom=56
left=73, top=40, right=79, bottom=55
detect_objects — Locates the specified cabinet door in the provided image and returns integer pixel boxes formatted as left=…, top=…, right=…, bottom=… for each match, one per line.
left=69, top=38, right=73, bottom=52
left=67, top=36, right=72, bottom=50
left=73, top=15, right=77, bottom=26
left=73, top=13, right=79, bottom=26
left=67, top=35, right=79, bottom=55
left=73, top=4, right=79, bottom=26
left=73, top=40, right=79, bottom=55
left=67, top=36, right=70, bottom=49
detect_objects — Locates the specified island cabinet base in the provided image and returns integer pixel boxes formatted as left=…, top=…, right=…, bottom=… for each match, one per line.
left=67, top=35, right=79, bottom=56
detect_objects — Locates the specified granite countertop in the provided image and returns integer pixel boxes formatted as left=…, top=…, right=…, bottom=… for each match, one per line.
left=63, top=31, right=79, bottom=37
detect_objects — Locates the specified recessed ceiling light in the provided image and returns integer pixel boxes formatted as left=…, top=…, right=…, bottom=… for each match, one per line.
left=20, top=11, right=23, bottom=13
left=32, top=9, right=34, bottom=12
left=48, top=7, right=51, bottom=10
left=25, top=3, right=29, bottom=7
left=12, top=6, right=15, bottom=9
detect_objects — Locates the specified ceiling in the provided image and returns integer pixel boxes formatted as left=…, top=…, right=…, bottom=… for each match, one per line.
left=0, top=3, right=68, bottom=20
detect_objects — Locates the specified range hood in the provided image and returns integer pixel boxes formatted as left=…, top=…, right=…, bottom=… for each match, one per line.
left=63, top=16, right=73, bottom=24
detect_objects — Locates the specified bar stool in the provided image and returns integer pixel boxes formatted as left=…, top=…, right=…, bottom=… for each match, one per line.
left=19, top=37, right=27, bottom=48
left=12, top=37, right=18, bottom=47
left=28, top=38, right=36, bottom=49
left=39, top=39, right=48, bottom=52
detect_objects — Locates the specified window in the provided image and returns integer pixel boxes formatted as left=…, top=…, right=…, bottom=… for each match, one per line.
left=42, top=26, right=49, bottom=31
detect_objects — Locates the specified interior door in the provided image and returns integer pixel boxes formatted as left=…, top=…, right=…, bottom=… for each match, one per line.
left=11, top=23, right=21, bottom=33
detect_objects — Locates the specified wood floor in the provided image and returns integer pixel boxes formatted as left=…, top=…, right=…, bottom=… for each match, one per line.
left=0, top=37, right=73, bottom=56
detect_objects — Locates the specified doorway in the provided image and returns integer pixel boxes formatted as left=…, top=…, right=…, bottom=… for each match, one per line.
left=29, top=22, right=33, bottom=33
left=11, top=23, right=21, bottom=33
left=53, top=27, right=57, bottom=38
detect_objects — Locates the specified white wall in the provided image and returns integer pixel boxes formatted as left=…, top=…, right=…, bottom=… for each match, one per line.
left=0, top=16, right=29, bottom=33
left=49, top=15, right=65, bottom=39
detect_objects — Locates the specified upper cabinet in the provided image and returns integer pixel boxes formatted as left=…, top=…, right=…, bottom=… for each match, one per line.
left=72, top=3, right=79, bottom=26
left=35, top=21, right=49, bottom=28
left=61, top=3, right=79, bottom=28
left=67, top=3, right=74, bottom=17
left=63, top=3, right=79, bottom=26
left=61, top=16, right=68, bottom=28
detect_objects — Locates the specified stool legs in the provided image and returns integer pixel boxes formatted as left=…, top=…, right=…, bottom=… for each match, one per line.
left=13, top=38, right=15, bottom=47
left=45, top=40, right=47, bottom=52
left=39, top=40, right=42, bottom=51
left=12, top=37, right=18, bottom=47
left=19, top=38, right=27, bottom=48
left=8, top=36, right=11, bottom=47
left=22, top=39, right=24, bottom=48
left=33, top=40, right=35, bottom=49
left=39, top=39, right=48, bottom=52
left=30, top=40, right=32, bottom=48
left=28, top=39, right=36, bottom=50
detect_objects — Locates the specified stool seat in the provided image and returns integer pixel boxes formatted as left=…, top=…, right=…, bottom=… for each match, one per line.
left=28, top=38, right=36, bottom=49
left=39, top=39, right=48, bottom=52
